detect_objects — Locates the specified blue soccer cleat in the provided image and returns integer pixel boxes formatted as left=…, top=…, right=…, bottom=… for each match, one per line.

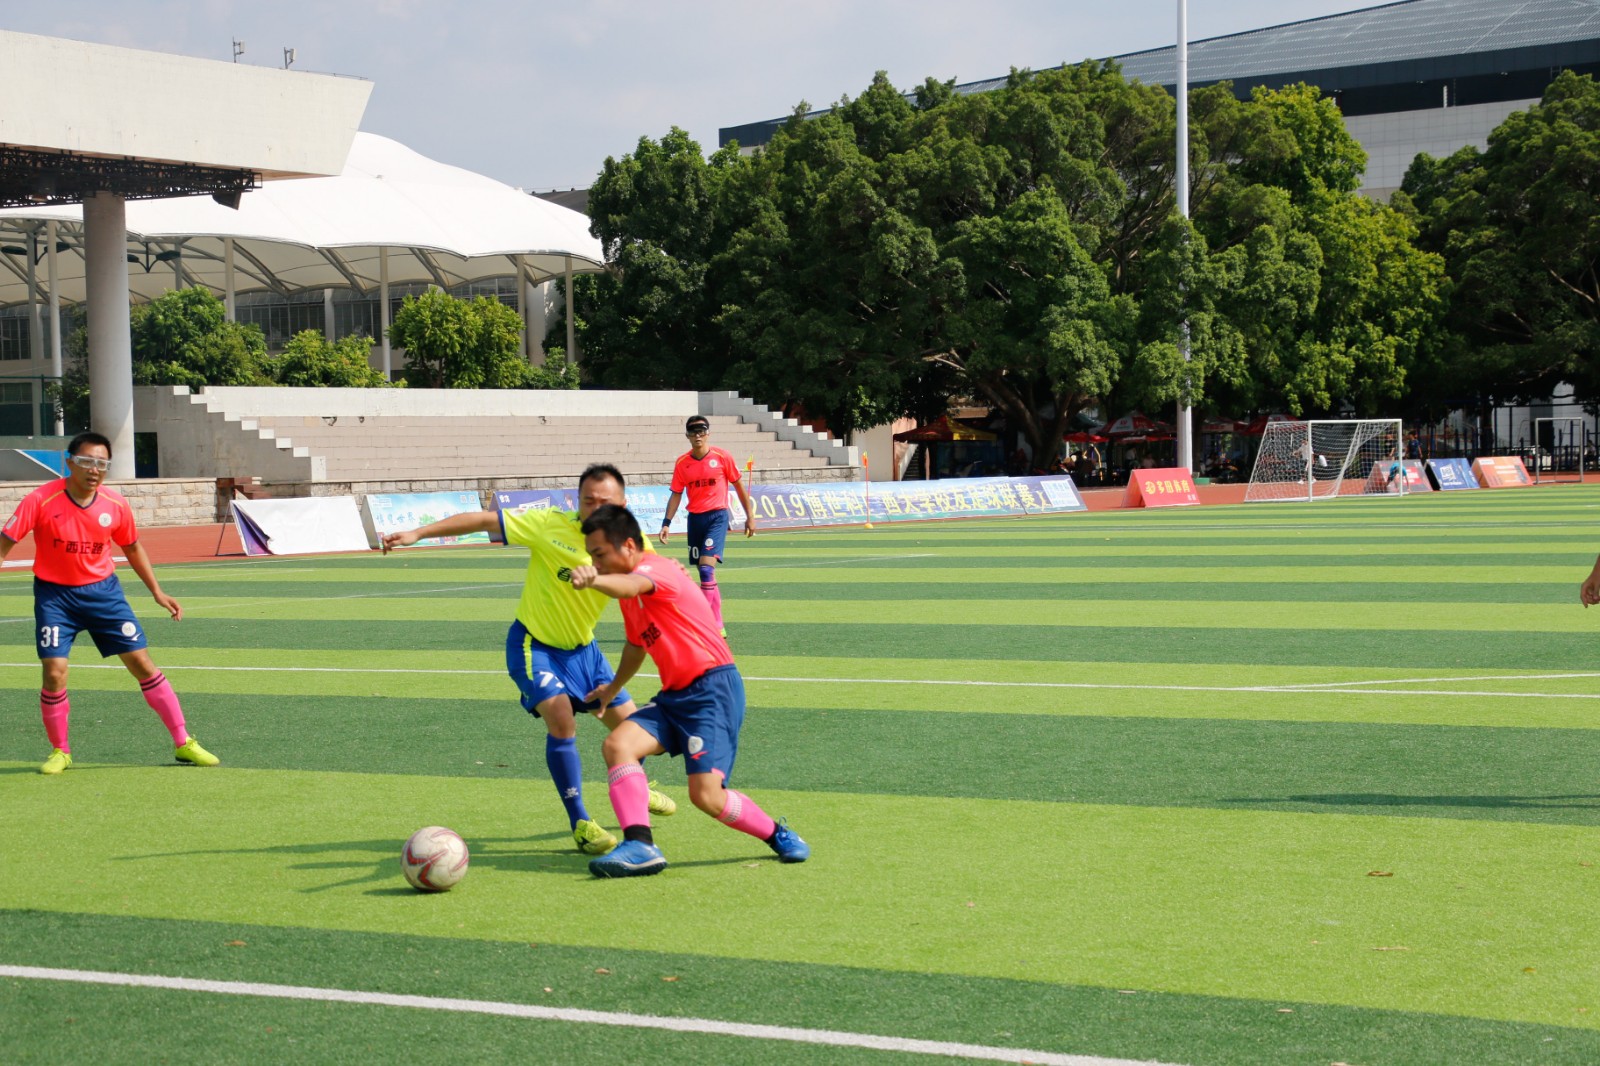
left=588, top=839, right=668, bottom=878
left=767, top=818, right=809, bottom=863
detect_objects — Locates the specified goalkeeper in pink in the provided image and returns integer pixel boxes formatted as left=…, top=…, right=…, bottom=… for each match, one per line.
left=572, top=503, right=807, bottom=877
left=0, top=432, right=218, bottom=774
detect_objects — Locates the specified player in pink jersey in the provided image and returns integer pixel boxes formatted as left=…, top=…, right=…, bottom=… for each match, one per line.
left=659, top=415, right=755, bottom=635
left=0, top=432, right=218, bottom=774
left=573, top=503, right=807, bottom=877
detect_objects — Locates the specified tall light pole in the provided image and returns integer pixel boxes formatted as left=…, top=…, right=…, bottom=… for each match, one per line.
left=1175, top=0, right=1194, bottom=473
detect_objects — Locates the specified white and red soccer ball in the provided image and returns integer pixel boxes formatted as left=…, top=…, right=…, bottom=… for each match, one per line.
left=401, top=826, right=469, bottom=892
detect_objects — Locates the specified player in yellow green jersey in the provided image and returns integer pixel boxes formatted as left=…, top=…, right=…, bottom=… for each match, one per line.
left=381, top=463, right=673, bottom=855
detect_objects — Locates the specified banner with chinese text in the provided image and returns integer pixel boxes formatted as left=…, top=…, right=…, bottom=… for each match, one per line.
left=362, top=491, right=489, bottom=548
left=1122, top=468, right=1201, bottom=508
left=1472, top=456, right=1533, bottom=488
left=495, top=475, right=1083, bottom=533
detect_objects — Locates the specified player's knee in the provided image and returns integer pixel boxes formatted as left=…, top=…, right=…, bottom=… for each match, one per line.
left=687, top=776, right=724, bottom=816
left=600, top=728, right=631, bottom=766
left=538, top=696, right=578, bottom=737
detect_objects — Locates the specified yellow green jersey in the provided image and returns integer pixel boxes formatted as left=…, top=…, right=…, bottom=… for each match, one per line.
left=499, top=506, right=651, bottom=649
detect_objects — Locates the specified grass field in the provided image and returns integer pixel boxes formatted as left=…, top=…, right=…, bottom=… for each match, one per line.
left=4, top=488, right=1600, bottom=1064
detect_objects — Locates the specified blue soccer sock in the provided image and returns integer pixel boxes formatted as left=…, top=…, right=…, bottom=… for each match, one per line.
left=545, top=734, right=590, bottom=827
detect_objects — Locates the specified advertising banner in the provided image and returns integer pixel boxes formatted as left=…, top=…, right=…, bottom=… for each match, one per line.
left=1472, top=456, right=1533, bottom=488
left=1366, top=460, right=1432, bottom=493
left=232, top=496, right=370, bottom=557
left=491, top=487, right=702, bottom=536
left=1122, top=468, right=1201, bottom=508
left=746, top=475, right=1084, bottom=529
left=1427, top=458, right=1479, bottom=491
left=362, top=491, right=489, bottom=548
left=496, top=475, right=1084, bottom=534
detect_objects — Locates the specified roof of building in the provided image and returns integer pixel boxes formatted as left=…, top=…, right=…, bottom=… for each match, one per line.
left=720, top=0, right=1600, bottom=147
left=0, top=133, right=605, bottom=308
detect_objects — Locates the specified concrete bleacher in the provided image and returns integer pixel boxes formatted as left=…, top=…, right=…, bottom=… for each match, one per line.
left=134, top=386, right=858, bottom=486
left=241, top=413, right=825, bottom=480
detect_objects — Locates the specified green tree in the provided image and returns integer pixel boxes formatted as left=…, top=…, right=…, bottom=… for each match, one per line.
left=271, top=330, right=396, bottom=388
left=559, top=127, right=747, bottom=389
left=129, top=287, right=270, bottom=388
left=391, top=290, right=562, bottom=389
left=1187, top=84, right=1444, bottom=418
left=573, top=67, right=1443, bottom=455
left=1402, top=70, right=1600, bottom=408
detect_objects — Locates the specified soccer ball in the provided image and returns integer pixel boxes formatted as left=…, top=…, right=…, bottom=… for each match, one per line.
left=401, top=826, right=469, bottom=892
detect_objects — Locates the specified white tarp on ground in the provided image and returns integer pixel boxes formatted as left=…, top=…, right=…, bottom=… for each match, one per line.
left=0, top=132, right=605, bottom=306
left=232, top=496, right=370, bottom=557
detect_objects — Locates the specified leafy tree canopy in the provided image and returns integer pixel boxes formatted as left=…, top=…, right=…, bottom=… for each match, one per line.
left=1402, top=70, right=1600, bottom=410
left=568, top=67, right=1443, bottom=456
left=392, top=290, right=574, bottom=389
left=272, top=331, right=397, bottom=388
left=129, top=287, right=270, bottom=389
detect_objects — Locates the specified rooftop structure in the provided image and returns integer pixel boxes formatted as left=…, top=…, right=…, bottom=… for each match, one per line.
left=719, top=0, right=1600, bottom=198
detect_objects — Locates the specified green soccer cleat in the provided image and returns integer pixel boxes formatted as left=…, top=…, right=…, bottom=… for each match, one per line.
left=573, top=818, right=617, bottom=855
left=174, top=736, right=220, bottom=767
left=647, top=781, right=677, bottom=817
left=39, top=748, right=72, bottom=775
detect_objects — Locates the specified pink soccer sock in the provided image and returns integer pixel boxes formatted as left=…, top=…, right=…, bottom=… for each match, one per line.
left=717, top=788, right=776, bottom=841
left=139, top=672, right=189, bottom=747
left=700, top=579, right=725, bottom=630
left=608, top=763, right=652, bottom=830
left=40, top=689, right=70, bottom=752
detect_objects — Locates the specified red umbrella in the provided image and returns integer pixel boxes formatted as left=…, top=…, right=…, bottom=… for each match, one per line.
left=1064, top=430, right=1109, bottom=443
left=1243, top=413, right=1297, bottom=435
left=1200, top=416, right=1247, bottom=434
left=892, top=415, right=997, bottom=442
left=1101, top=411, right=1174, bottom=437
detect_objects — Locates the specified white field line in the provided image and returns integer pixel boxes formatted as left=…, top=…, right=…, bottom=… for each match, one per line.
left=0, top=581, right=522, bottom=624
left=0, top=966, right=1179, bottom=1066
left=0, top=661, right=1590, bottom=700
left=736, top=553, right=938, bottom=570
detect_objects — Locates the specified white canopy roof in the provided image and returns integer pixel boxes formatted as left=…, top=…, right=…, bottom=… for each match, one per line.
left=0, top=132, right=605, bottom=308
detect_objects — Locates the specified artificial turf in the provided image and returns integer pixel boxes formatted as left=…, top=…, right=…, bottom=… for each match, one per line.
left=3, top=488, right=1600, bottom=1063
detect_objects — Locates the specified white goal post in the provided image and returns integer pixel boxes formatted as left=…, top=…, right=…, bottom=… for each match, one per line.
left=1244, top=419, right=1405, bottom=502
left=1531, top=416, right=1586, bottom=484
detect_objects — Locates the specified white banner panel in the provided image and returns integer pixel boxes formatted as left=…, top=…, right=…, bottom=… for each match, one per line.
left=232, top=496, right=371, bottom=557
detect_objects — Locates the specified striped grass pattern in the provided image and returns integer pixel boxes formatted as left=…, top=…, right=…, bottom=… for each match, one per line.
left=3, top=489, right=1600, bottom=1063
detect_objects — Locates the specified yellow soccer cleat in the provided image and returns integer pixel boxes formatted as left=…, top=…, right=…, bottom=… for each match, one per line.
left=573, top=818, right=617, bottom=855
left=174, top=736, right=220, bottom=767
left=39, top=748, right=72, bottom=775
left=646, top=781, right=677, bottom=817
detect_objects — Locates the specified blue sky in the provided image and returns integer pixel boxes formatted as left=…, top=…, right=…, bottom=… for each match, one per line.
left=9, top=1, right=1382, bottom=190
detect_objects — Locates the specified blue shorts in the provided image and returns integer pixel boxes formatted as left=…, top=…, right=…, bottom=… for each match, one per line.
left=687, top=509, right=729, bottom=565
left=34, top=574, right=147, bottom=659
left=505, top=620, right=630, bottom=716
left=628, top=664, right=745, bottom=781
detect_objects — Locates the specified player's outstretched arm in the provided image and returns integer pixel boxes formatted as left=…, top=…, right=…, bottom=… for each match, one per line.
left=381, top=510, right=500, bottom=554
left=1581, top=555, right=1600, bottom=607
left=570, top=565, right=654, bottom=601
left=123, top=541, right=181, bottom=620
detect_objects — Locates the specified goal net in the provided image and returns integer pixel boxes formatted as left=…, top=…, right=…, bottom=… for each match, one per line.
left=1244, top=419, right=1404, bottom=502
left=1531, top=416, right=1586, bottom=484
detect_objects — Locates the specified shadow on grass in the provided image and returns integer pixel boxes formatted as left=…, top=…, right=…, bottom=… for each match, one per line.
left=1229, top=792, right=1600, bottom=811
left=113, top=832, right=599, bottom=892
